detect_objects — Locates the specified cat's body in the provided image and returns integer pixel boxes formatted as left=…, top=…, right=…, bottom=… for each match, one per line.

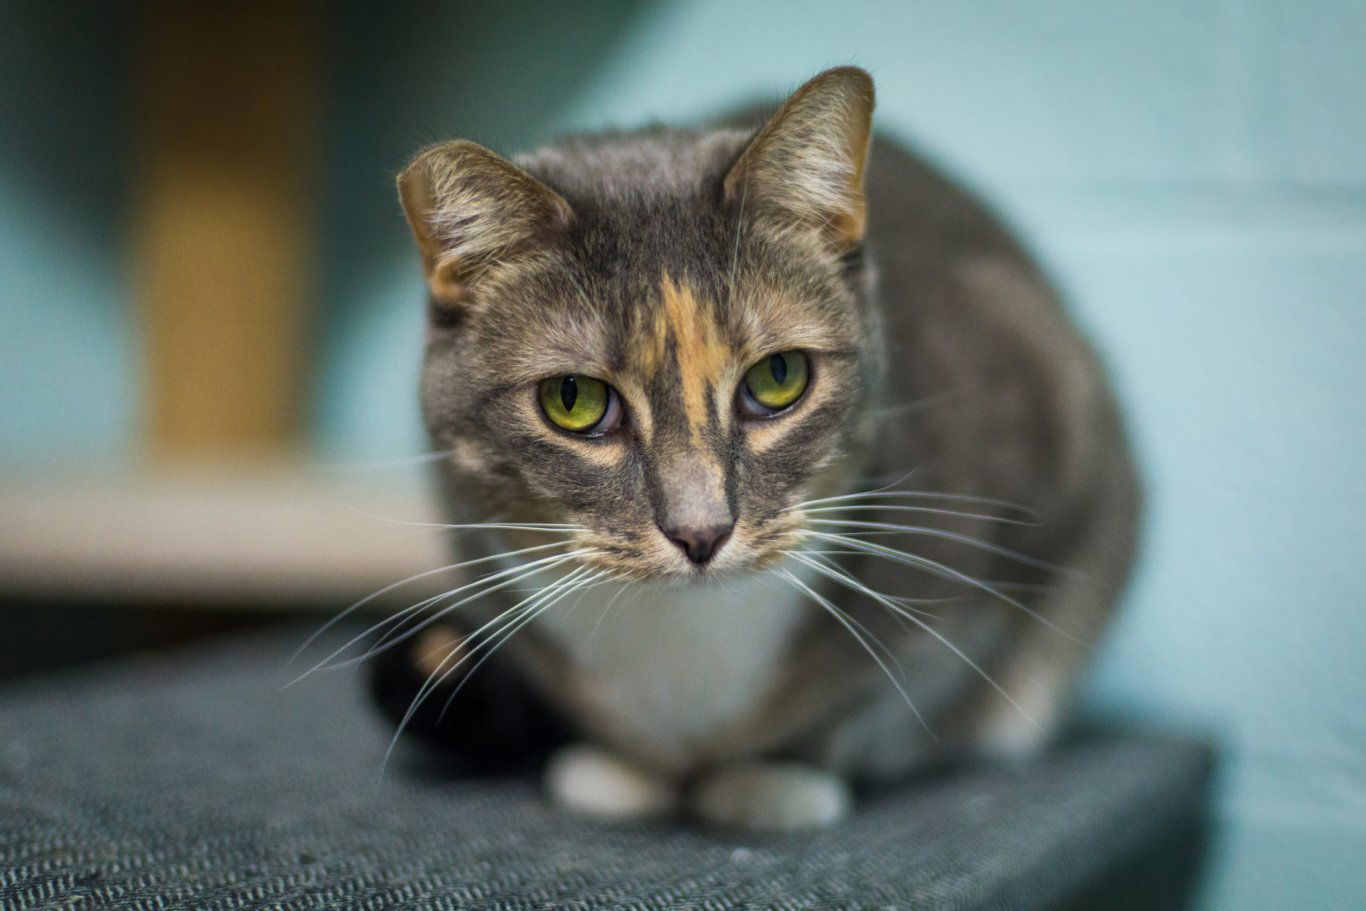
left=375, top=69, right=1139, bottom=830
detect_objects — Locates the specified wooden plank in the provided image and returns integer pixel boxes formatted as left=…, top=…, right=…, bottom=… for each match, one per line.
left=0, top=467, right=448, bottom=607
left=132, top=1, right=320, bottom=458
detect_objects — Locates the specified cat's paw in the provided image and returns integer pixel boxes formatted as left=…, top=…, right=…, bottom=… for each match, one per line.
left=689, top=762, right=851, bottom=832
left=544, top=744, right=677, bottom=821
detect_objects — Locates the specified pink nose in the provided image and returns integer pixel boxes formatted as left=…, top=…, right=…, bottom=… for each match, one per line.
left=660, top=523, right=734, bottom=566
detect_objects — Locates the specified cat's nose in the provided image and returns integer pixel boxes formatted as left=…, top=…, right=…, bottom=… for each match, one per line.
left=660, top=522, right=734, bottom=566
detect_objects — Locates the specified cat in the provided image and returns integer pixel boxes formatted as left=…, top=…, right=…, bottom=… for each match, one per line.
left=370, top=66, right=1140, bottom=831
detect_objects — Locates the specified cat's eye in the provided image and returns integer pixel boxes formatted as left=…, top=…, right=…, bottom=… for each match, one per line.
left=739, top=350, right=810, bottom=417
left=538, top=375, right=622, bottom=435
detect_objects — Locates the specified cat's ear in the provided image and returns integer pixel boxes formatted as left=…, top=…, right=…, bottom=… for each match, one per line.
left=724, top=67, right=875, bottom=253
left=398, top=140, right=573, bottom=307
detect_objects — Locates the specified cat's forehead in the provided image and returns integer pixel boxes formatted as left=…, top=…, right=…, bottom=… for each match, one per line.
left=475, top=132, right=861, bottom=381
left=516, top=128, right=753, bottom=203
left=480, top=256, right=855, bottom=396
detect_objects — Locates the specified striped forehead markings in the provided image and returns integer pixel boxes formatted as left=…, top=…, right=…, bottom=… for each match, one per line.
left=655, top=273, right=733, bottom=445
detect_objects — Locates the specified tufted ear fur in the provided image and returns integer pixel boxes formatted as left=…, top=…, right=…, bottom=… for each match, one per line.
left=724, top=66, right=875, bottom=253
left=398, top=140, right=573, bottom=309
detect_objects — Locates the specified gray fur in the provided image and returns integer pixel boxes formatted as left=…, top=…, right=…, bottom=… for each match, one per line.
left=390, top=68, right=1139, bottom=815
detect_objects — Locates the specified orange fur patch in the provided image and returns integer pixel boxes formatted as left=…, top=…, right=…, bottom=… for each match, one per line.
left=659, top=274, right=734, bottom=444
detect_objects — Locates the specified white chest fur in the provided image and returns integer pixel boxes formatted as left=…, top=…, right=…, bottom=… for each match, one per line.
left=535, top=566, right=812, bottom=762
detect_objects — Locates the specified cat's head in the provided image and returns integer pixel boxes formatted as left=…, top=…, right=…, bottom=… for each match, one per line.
left=400, top=68, right=880, bottom=580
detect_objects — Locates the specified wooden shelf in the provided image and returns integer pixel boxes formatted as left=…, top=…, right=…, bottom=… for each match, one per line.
left=0, top=464, right=454, bottom=609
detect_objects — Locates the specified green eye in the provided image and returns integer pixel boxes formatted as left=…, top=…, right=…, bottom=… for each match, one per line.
left=741, top=350, right=809, bottom=414
left=539, top=375, right=612, bottom=433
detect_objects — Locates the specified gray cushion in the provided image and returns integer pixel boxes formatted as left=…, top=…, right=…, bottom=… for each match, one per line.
left=0, top=629, right=1210, bottom=910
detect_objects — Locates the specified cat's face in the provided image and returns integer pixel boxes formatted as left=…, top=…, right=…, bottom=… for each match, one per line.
left=403, top=68, right=878, bottom=580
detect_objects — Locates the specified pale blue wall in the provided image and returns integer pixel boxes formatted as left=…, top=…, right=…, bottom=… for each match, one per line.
left=0, top=1, right=135, bottom=468
left=317, top=3, right=1366, bottom=907
left=3, top=2, right=1362, bottom=905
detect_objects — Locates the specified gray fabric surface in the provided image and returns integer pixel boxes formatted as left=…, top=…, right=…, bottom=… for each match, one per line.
left=0, top=629, right=1210, bottom=910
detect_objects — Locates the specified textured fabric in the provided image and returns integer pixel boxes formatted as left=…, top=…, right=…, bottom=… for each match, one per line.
left=0, top=629, right=1210, bottom=910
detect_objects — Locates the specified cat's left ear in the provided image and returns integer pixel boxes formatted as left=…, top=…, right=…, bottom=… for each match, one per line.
left=398, top=140, right=573, bottom=309
left=724, top=67, right=875, bottom=254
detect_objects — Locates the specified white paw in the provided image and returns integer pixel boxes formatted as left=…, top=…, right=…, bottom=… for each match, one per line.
left=689, top=762, right=852, bottom=832
left=544, top=744, right=677, bottom=821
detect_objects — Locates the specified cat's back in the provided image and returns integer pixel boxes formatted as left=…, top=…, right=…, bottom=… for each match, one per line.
left=864, top=132, right=1136, bottom=522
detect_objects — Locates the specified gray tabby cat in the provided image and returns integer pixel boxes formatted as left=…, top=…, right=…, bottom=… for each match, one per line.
left=386, top=67, right=1139, bottom=830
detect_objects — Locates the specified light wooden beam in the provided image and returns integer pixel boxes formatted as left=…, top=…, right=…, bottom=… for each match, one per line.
left=132, top=1, right=320, bottom=459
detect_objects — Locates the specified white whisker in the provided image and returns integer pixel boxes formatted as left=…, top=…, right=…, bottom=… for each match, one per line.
left=385, top=566, right=593, bottom=749
left=773, top=567, right=934, bottom=737
left=434, top=568, right=610, bottom=723
left=796, top=551, right=946, bottom=610
left=353, top=550, right=600, bottom=669
left=797, top=503, right=1037, bottom=527
left=346, top=511, right=584, bottom=533
left=870, top=388, right=960, bottom=419
left=803, top=530, right=1083, bottom=646
left=379, top=565, right=601, bottom=775
left=289, top=539, right=578, bottom=668
left=583, top=573, right=633, bottom=651
left=786, top=488, right=1038, bottom=521
left=789, top=551, right=1039, bottom=732
left=292, top=548, right=592, bottom=683
left=806, top=518, right=1065, bottom=573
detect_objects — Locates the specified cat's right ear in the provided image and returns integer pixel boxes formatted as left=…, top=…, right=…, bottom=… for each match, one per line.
left=724, top=67, right=875, bottom=254
left=397, top=141, right=573, bottom=309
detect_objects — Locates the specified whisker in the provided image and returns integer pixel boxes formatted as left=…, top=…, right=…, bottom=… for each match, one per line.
left=789, top=551, right=1039, bottom=732
left=775, top=561, right=913, bottom=669
left=379, top=565, right=600, bottom=774
left=388, top=565, right=594, bottom=742
left=434, top=568, right=610, bottom=724
left=292, top=549, right=592, bottom=682
left=797, top=503, right=1038, bottom=527
left=727, top=163, right=750, bottom=306
left=345, top=511, right=584, bottom=534
left=289, top=539, right=578, bottom=668
left=789, top=551, right=941, bottom=641
left=870, top=388, right=960, bottom=419
left=803, top=530, right=1084, bottom=646
left=351, top=550, right=600, bottom=669
left=789, top=470, right=920, bottom=509
left=806, top=518, right=1066, bottom=573
left=795, top=551, right=947, bottom=610
left=377, top=605, right=557, bottom=777
left=773, top=567, right=934, bottom=737
left=584, top=573, right=633, bottom=651
left=786, top=488, right=1039, bottom=521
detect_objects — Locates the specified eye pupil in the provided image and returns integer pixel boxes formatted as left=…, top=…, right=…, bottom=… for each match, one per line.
left=739, top=350, right=809, bottom=417
left=560, top=376, right=578, bottom=412
left=768, top=353, right=788, bottom=385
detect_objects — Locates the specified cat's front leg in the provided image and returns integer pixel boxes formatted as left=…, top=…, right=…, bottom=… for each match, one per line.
left=545, top=744, right=678, bottom=820
left=688, top=761, right=852, bottom=832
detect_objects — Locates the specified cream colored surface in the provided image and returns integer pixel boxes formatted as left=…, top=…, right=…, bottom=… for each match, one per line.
left=0, top=465, right=447, bottom=606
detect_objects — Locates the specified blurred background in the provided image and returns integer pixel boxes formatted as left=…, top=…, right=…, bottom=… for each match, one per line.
left=1, top=1, right=1362, bottom=907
